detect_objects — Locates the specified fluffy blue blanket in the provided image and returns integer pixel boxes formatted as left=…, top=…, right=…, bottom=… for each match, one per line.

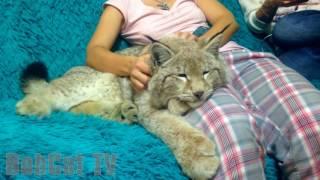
left=2, top=0, right=311, bottom=179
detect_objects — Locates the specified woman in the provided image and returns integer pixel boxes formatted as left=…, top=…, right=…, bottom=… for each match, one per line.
left=86, top=0, right=320, bottom=179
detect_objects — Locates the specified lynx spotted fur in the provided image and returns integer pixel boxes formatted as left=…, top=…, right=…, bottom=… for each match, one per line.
left=16, top=35, right=228, bottom=180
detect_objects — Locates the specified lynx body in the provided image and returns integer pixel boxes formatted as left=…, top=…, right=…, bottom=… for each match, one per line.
left=16, top=35, right=228, bottom=180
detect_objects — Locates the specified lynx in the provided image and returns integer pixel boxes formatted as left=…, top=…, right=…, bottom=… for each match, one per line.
left=16, top=34, right=228, bottom=180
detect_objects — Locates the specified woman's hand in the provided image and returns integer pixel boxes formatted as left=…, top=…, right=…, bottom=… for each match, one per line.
left=264, top=0, right=309, bottom=8
left=256, top=0, right=308, bottom=24
left=130, top=54, right=152, bottom=92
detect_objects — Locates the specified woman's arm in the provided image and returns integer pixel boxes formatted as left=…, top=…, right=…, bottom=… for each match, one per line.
left=195, top=0, right=239, bottom=46
left=256, top=0, right=309, bottom=23
left=242, top=0, right=309, bottom=34
left=86, top=6, right=135, bottom=76
left=86, top=6, right=151, bottom=91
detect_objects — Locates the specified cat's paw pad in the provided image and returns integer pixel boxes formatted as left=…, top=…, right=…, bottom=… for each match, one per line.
left=16, top=96, right=51, bottom=118
left=178, top=133, right=219, bottom=180
left=120, top=101, right=139, bottom=122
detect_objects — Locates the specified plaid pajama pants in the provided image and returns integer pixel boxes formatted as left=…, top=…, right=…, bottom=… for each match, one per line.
left=185, top=48, right=320, bottom=179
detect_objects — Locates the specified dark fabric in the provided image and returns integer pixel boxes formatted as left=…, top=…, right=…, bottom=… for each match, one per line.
left=272, top=10, right=320, bottom=81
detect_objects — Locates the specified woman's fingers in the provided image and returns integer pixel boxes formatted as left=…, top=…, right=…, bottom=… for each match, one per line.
left=280, top=0, right=309, bottom=6
left=136, top=54, right=152, bottom=75
left=130, top=76, right=146, bottom=92
left=130, top=68, right=150, bottom=86
left=129, top=54, right=152, bottom=92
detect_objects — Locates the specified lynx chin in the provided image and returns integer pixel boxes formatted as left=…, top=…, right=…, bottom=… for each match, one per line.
left=16, top=34, right=229, bottom=180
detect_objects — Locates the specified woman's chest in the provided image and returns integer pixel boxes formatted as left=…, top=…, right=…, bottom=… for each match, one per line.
left=123, top=0, right=207, bottom=42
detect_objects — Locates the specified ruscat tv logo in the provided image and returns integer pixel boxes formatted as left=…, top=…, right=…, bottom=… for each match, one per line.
left=4, top=153, right=117, bottom=176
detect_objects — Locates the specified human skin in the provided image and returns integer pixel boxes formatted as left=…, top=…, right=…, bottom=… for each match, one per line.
left=256, top=0, right=309, bottom=23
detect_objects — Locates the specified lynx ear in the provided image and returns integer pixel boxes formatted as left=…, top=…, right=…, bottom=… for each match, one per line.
left=150, top=43, right=174, bottom=67
left=200, top=23, right=231, bottom=55
left=200, top=33, right=223, bottom=56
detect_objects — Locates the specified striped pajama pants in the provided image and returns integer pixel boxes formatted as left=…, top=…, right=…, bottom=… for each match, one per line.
left=185, top=48, right=320, bottom=179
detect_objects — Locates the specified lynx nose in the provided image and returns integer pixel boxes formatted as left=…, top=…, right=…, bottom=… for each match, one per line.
left=193, top=91, right=204, bottom=99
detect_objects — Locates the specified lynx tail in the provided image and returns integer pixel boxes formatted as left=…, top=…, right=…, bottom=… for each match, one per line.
left=20, top=61, right=49, bottom=94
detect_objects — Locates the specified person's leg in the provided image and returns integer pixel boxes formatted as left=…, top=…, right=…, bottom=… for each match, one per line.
left=185, top=86, right=266, bottom=179
left=271, top=11, right=320, bottom=80
left=272, top=10, right=320, bottom=49
left=228, top=49, right=320, bottom=179
left=279, top=47, right=320, bottom=80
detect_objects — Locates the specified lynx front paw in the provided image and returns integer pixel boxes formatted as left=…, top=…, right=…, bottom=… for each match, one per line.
left=16, top=96, right=51, bottom=117
left=168, top=99, right=191, bottom=115
left=120, top=100, right=139, bottom=123
left=177, top=133, right=219, bottom=180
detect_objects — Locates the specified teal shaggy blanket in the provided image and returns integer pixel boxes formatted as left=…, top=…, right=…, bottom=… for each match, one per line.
left=4, top=0, right=318, bottom=179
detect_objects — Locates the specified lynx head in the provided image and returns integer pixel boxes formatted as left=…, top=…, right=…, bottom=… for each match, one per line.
left=147, top=34, right=228, bottom=114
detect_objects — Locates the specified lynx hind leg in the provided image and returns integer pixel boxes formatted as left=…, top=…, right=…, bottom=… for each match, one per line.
left=69, top=101, right=132, bottom=124
left=16, top=94, right=52, bottom=117
left=120, top=100, right=139, bottom=123
left=70, top=101, right=105, bottom=114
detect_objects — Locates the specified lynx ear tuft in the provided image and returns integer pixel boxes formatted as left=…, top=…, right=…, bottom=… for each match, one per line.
left=201, top=33, right=223, bottom=56
left=150, top=43, right=174, bottom=67
left=200, top=23, right=231, bottom=55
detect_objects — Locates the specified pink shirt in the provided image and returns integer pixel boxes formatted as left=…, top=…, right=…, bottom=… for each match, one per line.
left=104, top=0, right=242, bottom=51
